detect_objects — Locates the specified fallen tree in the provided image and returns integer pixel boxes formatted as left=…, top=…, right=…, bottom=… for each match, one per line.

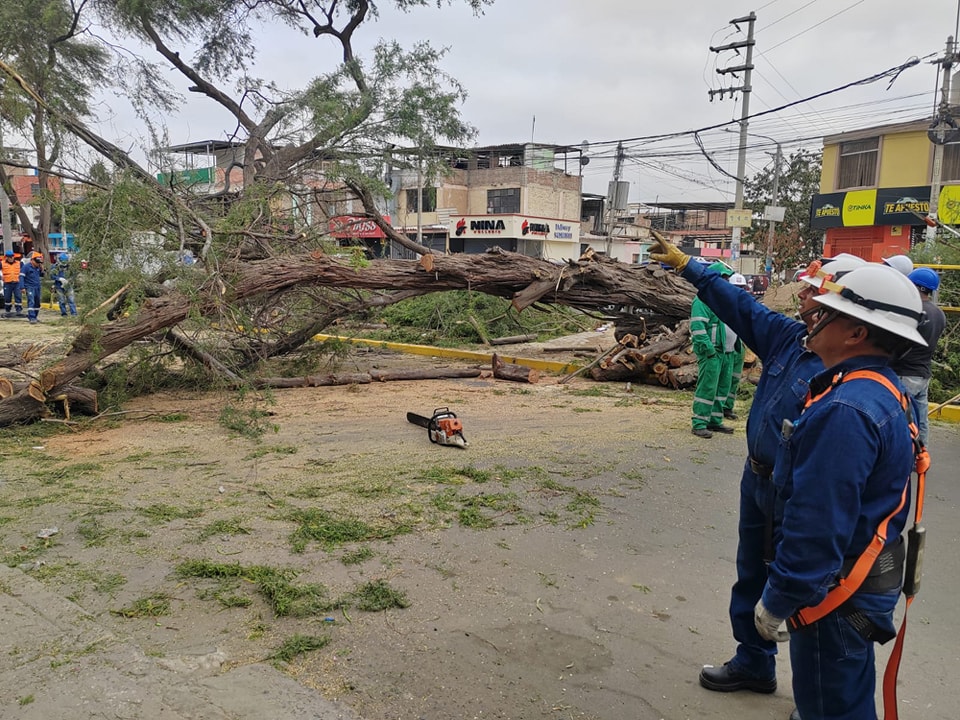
left=0, top=248, right=695, bottom=427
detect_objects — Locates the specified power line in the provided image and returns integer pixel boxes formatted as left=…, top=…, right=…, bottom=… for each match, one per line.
left=577, top=56, right=927, bottom=151
left=765, top=0, right=867, bottom=53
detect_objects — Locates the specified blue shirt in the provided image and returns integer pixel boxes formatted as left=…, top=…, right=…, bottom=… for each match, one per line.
left=762, top=356, right=914, bottom=619
left=20, top=261, right=43, bottom=290
left=681, top=261, right=823, bottom=466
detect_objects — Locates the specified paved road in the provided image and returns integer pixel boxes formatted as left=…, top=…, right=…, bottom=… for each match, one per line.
left=1, top=403, right=957, bottom=720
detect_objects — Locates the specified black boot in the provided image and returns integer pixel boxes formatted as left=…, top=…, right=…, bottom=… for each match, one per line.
left=699, top=663, right=777, bottom=693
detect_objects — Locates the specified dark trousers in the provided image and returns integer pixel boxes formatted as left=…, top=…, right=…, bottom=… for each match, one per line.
left=3, top=282, right=23, bottom=312
left=790, top=595, right=897, bottom=719
left=727, top=461, right=778, bottom=678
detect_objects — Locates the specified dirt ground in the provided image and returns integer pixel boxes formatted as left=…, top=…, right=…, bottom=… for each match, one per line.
left=1, top=314, right=958, bottom=720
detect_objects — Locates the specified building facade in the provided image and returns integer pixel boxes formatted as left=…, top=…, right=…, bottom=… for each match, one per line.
left=391, top=143, right=584, bottom=260
left=811, top=118, right=957, bottom=260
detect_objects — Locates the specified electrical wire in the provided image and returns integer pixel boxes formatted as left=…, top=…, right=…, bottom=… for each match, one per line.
left=765, top=0, right=867, bottom=53
left=577, top=56, right=928, bottom=151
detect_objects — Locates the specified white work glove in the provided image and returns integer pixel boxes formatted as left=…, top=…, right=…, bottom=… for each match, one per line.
left=754, top=599, right=789, bottom=642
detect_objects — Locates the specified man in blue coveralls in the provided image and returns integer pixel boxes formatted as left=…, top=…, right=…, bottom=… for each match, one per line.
left=754, top=263, right=923, bottom=720
left=649, top=232, right=865, bottom=719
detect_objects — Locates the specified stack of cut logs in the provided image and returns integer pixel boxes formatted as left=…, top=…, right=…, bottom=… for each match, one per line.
left=590, top=320, right=758, bottom=389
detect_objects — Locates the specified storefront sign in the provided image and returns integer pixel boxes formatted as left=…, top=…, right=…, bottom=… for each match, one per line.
left=450, top=215, right=579, bottom=244
left=811, top=186, right=937, bottom=228
left=329, top=215, right=390, bottom=239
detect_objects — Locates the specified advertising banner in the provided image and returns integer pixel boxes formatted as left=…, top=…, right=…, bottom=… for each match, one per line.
left=810, top=186, right=952, bottom=228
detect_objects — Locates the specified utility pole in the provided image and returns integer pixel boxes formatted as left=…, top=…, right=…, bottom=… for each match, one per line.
left=605, top=141, right=625, bottom=257
left=765, top=142, right=782, bottom=277
left=709, top=12, right=756, bottom=270
left=927, top=36, right=958, bottom=246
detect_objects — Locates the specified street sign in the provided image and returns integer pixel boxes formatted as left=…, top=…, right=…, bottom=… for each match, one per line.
left=763, top=205, right=786, bottom=222
left=726, top=209, right=753, bottom=228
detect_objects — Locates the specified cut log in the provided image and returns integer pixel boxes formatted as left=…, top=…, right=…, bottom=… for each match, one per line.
left=492, top=353, right=540, bottom=383
left=369, top=368, right=482, bottom=381
left=664, top=353, right=686, bottom=368
left=53, top=386, right=99, bottom=419
left=254, top=373, right=374, bottom=388
left=0, top=381, right=47, bottom=425
left=666, top=363, right=698, bottom=389
left=489, top=333, right=537, bottom=346
left=0, top=377, right=13, bottom=399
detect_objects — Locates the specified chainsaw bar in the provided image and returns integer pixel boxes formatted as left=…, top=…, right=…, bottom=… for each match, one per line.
left=406, top=412, right=432, bottom=428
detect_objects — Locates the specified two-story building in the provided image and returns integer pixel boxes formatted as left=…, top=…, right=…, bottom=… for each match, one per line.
left=390, top=143, right=583, bottom=260
left=811, top=117, right=958, bottom=260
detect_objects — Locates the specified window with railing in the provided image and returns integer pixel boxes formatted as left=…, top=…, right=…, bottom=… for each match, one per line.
left=837, top=137, right=879, bottom=189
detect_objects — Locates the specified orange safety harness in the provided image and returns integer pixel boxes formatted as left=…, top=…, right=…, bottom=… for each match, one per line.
left=787, top=369, right=929, bottom=720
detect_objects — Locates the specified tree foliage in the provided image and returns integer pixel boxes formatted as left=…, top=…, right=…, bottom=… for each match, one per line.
left=0, top=0, right=109, bottom=248
left=742, top=149, right=823, bottom=277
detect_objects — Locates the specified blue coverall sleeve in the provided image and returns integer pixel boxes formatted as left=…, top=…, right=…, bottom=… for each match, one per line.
left=761, top=403, right=879, bottom=619
left=681, top=261, right=803, bottom=364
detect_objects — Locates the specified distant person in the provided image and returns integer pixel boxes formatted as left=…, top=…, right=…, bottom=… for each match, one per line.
left=891, top=267, right=946, bottom=445
left=20, top=252, right=45, bottom=324
left=883, top=254, right=913, bottom=276
left=723, top=274, right=749, bottom=420
left=689, top=262, right=737, bottom=438
left=2, top=249, right=24, bottom=317
left=52, top=253, right=78, bottom=316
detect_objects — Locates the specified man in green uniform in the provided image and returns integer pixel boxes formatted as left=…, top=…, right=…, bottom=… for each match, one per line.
left=690, top=262, right=736, bottom=438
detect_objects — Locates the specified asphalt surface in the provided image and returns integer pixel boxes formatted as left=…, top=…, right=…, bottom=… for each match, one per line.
left=0, top=388, right=958, bottom=720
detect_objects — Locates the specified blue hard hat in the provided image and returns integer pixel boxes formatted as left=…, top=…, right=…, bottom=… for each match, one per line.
left=4, top=249, right=12, bottom=256
left=908, top=267, right=940, bottom=293
left=59, top=252, right=70, bottom=263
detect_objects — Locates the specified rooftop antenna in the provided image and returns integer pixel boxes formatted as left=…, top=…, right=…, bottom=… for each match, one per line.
left=531, top=115, right=536, bottom=143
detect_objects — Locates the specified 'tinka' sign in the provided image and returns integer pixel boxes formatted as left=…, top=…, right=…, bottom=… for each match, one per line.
left=810, top=186, right=938, bottom=229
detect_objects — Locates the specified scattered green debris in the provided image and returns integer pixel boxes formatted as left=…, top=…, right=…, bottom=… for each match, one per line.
left=219, top=405, right=278, bottom=440
left=350, top=579, right=410, bottom=611
left=111, top=593, right=171, bottom=618
left=198, top=517, right=251, bottom=540
left=270, top=634, right=330, bottom=663
left=341, top=547, right=374, bottom=565
left=77, top=517, right=116, bottom=547
left=136, top=503, right=204, bottom=523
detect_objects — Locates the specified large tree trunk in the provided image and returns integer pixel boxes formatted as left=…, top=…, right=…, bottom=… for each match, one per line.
left=3, top=248, right=693, bottom=427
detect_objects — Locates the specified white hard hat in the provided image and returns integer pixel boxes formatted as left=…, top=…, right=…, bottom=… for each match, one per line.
left=882, top=254, right=914, bottom=276
left=730, top=273, right=747, bottom=286
left=813, top=263, right=926, bottom=346
left=799, top=253, right=867, bottom=290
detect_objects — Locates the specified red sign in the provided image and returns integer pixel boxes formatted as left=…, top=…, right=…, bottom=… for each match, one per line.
left=329, top=215, right=390, bottom=239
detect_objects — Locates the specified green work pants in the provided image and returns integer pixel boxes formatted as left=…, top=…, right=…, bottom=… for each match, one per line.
left=693, top=352, right=731, bottom=430
left=724, top=348, right=745, bottom=413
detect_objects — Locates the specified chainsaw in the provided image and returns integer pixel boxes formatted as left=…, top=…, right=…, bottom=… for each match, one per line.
left=406, top=407, right=468, bottom=449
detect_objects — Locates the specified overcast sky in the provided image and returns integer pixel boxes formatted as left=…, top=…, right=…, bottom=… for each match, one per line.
left=90, top=0, right=959, bottom=204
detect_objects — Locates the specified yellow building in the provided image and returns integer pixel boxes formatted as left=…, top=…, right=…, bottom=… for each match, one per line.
left=812, top=118, right=960, bottom=260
